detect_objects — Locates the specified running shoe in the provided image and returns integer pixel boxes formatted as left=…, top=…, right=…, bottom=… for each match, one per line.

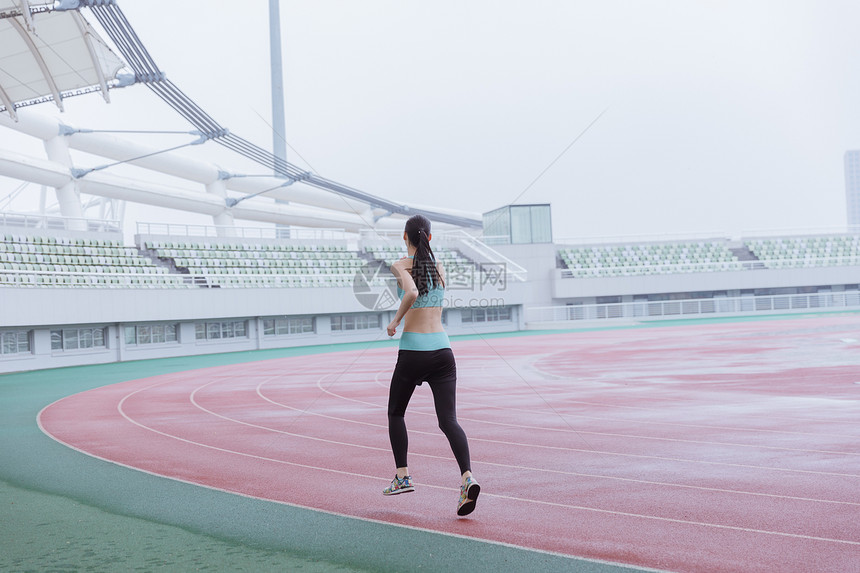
left=383, top=474, right=414, bottom=495
left=457, top=476, right=480, bottom=516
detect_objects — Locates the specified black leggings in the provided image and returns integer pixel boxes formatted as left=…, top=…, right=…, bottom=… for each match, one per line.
left=387, top=348, right=471, bottom=475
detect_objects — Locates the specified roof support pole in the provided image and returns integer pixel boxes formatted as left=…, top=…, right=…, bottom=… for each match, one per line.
left=0, top=83, right=17, bottom=121
left=43, top=135, right=86, bottom=230
left=269, top=0, right=286, bottom=168
left=205, top=178, right=235, bottom=237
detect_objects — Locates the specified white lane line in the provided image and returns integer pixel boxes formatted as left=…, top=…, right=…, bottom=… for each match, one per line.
left=247, top=376, right=860, bottom=508
left=35, top=402, right=671, bottom=573
left=346, top=369, right=860, bottom=478
left=365, top=344, right=860, bottom=438
left=54, top=388, right=860, bottom=549
left=187, top=375, right=392, bottom=455
left=458, top=378, right=860, bottom=439
left=525, top=348, right=860, bottom=426
left=35, top=355, right=860, bottom=556
left=453, top=398, right=860, bottom=457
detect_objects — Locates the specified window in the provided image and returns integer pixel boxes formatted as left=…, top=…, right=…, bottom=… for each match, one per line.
left=125, top=324, right=178, bottom=346
left=263, top=317, right=315, bottom=336
left=1, top=330, right=31, bottom=356
left=195, top=321, right=248, bottom=340
left=330, top=314, right=381, bottom=332
left=461, top=306, right=512, bottom=323
left=51, top=328, right=106, bottom=351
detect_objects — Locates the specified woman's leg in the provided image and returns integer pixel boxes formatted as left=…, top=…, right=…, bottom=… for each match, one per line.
left=427, top=349, right=471, bottom=475
left=387, top=351, right=419, bottom=470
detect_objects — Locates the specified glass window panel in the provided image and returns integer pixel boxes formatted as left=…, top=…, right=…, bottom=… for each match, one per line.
left=152, top=325, right=165, bottom=344
left=263, top=319, right=275, bottom=336
left=18, top=331, right=30, bottom=353
left=510, top=206, right=532, bottom=244
left=124, top=326, right=136, bottom=345
left=529, top=205, right=552, bottom=243
left=196, top=323, right=206, bottom=340
left=234, top=321, right=246, bottom=337
left=94, top=328, right=105, bottom=347
left=138, top=326, right=151, bottom=345
left=2, top=333, right=12, bottom=354
left=331, top=316, right=342, bottom=331
left=64, top=329, right=78, bottom=350
left=80, top=329, right=93, bottom=349
left=51, top=330, right=63, bottom=350
left=482, top=207, right=510, bottom=245
left=207, top=323, right=221, bottom=339
left=166, top=324, right=177, bottom=342
left=276, top=318, right=288, bottom=335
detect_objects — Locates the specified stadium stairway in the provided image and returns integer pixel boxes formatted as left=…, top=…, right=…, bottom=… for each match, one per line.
left=728, top=243, right=760, bottom=262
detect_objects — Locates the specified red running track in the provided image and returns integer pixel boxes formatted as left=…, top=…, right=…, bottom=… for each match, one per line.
left=40, top=315, right=860, bottom=572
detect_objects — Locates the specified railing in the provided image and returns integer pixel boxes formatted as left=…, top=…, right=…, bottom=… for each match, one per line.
left=560, top=255, right=860, bottom=278
left=0, top=211, right=121, bottom=234
left=0, top=267, right=366, bottom=288
left=0, top=268, right=193, bottom=288
left=358, top=228, right=485, bottom=243
left=739, top=226, right=854, bottom=239
left=358, top=229, right=528, bottom=282
left=555, top=231, right=730, bottom=247
left=449, top=230, right=528, bottom=282
left=137, top=222, right=350, bottom=241
left=555, top=227, right=857, bottom=247
left=527, top=292, right=860, bottom=324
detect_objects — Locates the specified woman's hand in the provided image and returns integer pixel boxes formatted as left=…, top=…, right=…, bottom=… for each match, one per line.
left=387, top=318, right=400, bottom=337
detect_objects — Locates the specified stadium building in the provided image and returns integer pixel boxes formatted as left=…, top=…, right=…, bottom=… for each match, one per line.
left=2, top=2, right=860, bottom=374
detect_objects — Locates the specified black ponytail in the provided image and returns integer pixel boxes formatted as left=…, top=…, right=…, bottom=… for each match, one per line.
left=404, top=215, right=443, bottom=296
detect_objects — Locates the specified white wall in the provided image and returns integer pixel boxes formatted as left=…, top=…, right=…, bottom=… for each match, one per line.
left=551, top=265, right=860, bottom=301
left=0, top=303, right=521, bottom=374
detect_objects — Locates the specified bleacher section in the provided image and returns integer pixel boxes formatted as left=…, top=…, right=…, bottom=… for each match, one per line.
left=0, top=233, right=482, bottom=290
left=0, top=233, right=191, bottom=288
left=9, top=230, right=858, bottom=289
left=559, top=240, right=741, bottom=278
left=744, top=236, right=860, bottom=268
left=144, top=239, right=366, bottom=288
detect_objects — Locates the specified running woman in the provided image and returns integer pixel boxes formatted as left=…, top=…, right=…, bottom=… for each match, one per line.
left=383, top=214, right=480, bottom=516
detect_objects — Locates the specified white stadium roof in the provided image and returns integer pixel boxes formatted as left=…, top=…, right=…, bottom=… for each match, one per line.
left=0, top=0, right=128, bottom=120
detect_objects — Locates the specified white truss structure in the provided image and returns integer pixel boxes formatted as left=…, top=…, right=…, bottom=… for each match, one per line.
left=0, top=1, right=481, bottom=234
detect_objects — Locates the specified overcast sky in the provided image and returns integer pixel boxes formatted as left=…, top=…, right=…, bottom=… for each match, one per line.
left=3, top=0, right=860, bottom=241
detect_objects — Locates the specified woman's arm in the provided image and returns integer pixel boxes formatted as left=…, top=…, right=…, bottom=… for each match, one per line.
left=387, top=260, right=418, bottom=337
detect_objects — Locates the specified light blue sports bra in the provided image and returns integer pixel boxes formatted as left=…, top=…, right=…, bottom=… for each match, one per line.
left=397, top=256, right=444, bottom=308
